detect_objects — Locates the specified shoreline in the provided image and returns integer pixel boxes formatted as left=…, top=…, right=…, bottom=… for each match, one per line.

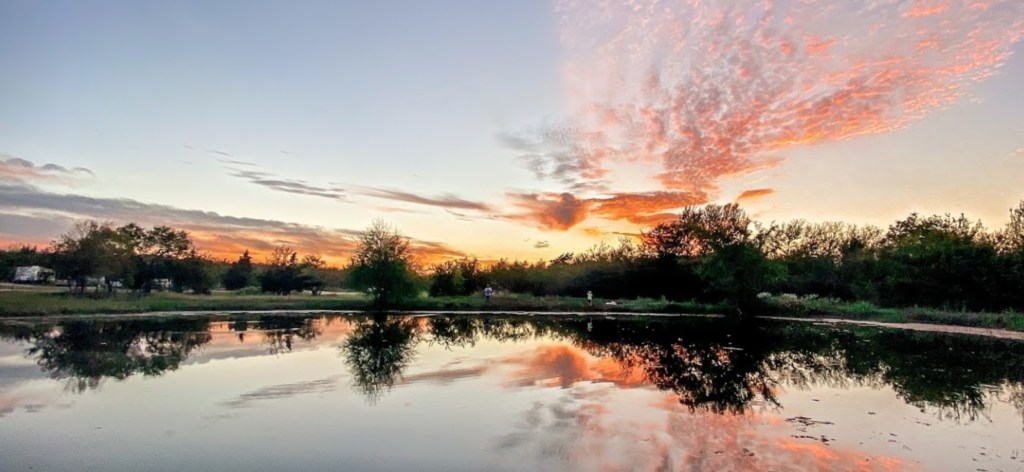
left=1, top=290, right=1022, bottom=337
left=4, top=309, right=1024, bottom=341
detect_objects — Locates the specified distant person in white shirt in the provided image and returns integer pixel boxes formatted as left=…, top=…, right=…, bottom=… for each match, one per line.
left=587, top=291, right=593, bottom=306
left=484, top=285, right=493, bottom=303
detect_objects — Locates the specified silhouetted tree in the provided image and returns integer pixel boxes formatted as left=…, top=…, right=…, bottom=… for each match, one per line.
left=222, top=250, right=255, bottom=290
left=51, top=221, right=127, bottom=294
left=348, top=220, right=419, bottom=306
left=259, top=246, right=323, bottom=295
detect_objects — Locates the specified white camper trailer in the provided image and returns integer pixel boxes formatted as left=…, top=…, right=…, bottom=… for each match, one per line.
left=13, top=266, right=54, bottom=284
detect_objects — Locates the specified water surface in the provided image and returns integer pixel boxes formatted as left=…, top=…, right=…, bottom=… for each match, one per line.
left=1, top=314, right=1022, bottom=472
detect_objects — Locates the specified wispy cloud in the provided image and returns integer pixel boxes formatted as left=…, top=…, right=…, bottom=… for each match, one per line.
left=735, top=189, right=775, bottom=204
left=207, top=149, right=232, bottom=157
left=354, top=187, right=492, bottom=212
left=0, top=155, right=94, bottom=184
left=503, top=0, right=1024, bottom=230
left=533, top=240, right=550, bottom=249
left=498, top=128, right=610, bottom=192
left=224, top=166, right=491, bottom=215
left=445, top=210, right=475, bottom=222
left=228, top=169, right=349, bottom=201
left=217, top=159, right=257, bottom=167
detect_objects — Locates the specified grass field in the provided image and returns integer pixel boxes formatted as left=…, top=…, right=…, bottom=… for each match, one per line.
left=1, top=287, right=1022, bottom=333
left=0, top=288, right=724, bottom=317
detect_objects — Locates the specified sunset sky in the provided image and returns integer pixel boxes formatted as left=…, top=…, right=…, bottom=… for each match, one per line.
left=2, top=0, right=1023, bottom=265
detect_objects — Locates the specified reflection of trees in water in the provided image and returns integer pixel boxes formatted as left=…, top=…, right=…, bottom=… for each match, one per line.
left=427, top=316, right=477, bottom=350
left=565, top=319, right=780, bottom=414
left=423, top=315, right=1024, bottom=421
left=0, top=319, right=211, bottom=392
left=251, top=316, right=323, bottom=355
left=2, top=313, right=1022, bottom=423
left=863, top=329, right=1022, bottom=425
left=341, top=314, right=420, bottom=404
left=426, top=315, right=549, bottom=349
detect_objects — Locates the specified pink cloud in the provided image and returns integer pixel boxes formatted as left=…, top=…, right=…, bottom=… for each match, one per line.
left=507, top=0, right=1024, bottom=230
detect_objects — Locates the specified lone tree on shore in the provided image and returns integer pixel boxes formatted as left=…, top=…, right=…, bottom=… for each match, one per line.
left=348, top=220, right=419, bottom=307
left=222, top=250, right=254, bottom=290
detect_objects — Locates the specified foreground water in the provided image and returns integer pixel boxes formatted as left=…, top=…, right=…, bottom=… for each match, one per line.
left=1, top=314, right=1022, bottom=472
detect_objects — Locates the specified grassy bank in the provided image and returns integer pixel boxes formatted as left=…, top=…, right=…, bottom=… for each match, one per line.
left=758, top=294, right=1024, bottom=332
left=2, top=289, right=1022, bottom=333
left=0, top=290, right=725, bottom=317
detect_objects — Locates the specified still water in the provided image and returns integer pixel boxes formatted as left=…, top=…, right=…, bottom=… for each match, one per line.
left=1, top=313, right=1022, bottom=472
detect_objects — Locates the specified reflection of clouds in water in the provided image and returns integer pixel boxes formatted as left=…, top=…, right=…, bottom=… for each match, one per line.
left=395, top=366, right=488, bottom=387
left=493, top=386, right=920, bottom=472
left=0, top=364, right=46, bottom=389
left=220, top=375, right=342, bottom=409
left=500, top=344, right=647, bottom=390
left=0, top=386, right=65, bottom=418
left=186, top=320, right=358, bottom=365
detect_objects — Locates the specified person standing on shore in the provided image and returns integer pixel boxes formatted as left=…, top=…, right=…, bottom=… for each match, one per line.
left=484, top=285, right=493, bottom=304
left=587, top=290, right=593, bottom=306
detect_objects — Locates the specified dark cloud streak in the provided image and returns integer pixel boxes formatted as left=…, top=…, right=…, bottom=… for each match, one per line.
left=354, top=187, right=492, bottom=212
left=228, top=169, right=349, bottom=201
left=0, top=155, right=95, bottom=183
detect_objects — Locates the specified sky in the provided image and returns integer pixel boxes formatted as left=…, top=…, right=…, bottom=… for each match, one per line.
left=2, top=0, right=1023, bottom=265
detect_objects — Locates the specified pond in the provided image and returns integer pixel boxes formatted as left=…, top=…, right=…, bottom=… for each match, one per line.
left=1, top=313, right=1022, bottom=472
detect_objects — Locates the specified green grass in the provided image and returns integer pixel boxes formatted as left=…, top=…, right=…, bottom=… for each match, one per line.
left=759, top=294, right=1024, bottom=332
left=0, top=289, right=726, bottom=317
left=3, top=289, right=1022, bottom=333
left=0, top=290, right=371, bottom=316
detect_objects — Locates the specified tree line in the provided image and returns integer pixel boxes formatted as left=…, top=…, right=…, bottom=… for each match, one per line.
left=0, top=222, right=348, bottom=296
left=2, top=201, right=1023, bottom=312
left=426, top=201, right=1024, bottom=312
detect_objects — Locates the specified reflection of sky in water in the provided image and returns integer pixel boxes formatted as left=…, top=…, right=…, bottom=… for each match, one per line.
left=0, top=315, right=1022, bottom=472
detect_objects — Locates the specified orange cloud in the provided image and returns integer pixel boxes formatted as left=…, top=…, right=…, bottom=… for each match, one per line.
left=508, top=192, right=591, bottom=230
left=590, top=191, right=706, bottom=226
left=903, top=2, right=951, bottom=18
left=735, top=188, right=775, bottom=204
left=0, top=182, right=468, bottom=267
left=508, top=190, right=704, bottom=230
left=506, top=0, right=1024, bottom=230
left=140, top=226, right=467, bottom=267
left=502, top=344, right=651, bottom=389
